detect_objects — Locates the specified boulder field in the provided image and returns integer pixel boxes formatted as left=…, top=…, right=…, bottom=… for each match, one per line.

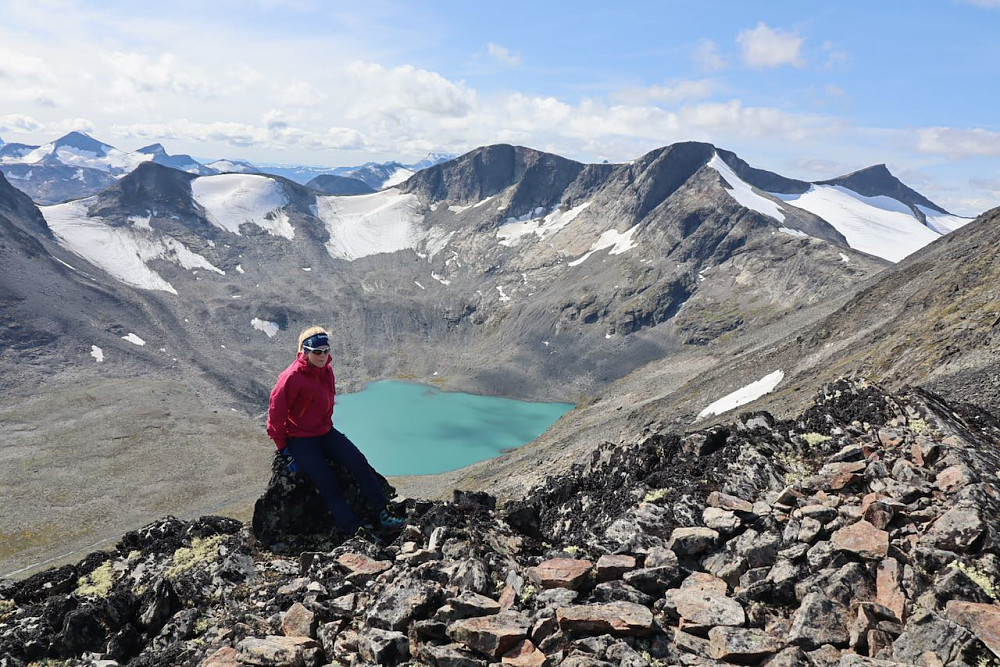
left=2, top=378, right=999, bottom=666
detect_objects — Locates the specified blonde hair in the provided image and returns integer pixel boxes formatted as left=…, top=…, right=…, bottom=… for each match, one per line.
left=297, top=326, right=328, bottom=353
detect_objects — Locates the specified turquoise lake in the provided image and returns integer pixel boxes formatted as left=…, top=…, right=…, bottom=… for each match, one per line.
left=333, top=380, right=574, bottom=476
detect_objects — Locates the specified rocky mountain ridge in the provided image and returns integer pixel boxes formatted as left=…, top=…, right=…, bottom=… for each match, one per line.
left=2, top=379, right=999, bottom=666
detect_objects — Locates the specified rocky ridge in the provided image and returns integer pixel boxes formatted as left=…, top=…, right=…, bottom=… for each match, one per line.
left=2, top=378, right=999, bottom=666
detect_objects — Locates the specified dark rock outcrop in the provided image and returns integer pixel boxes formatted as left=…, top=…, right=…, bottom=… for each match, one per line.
left=251, top=451, right=397, bottom=552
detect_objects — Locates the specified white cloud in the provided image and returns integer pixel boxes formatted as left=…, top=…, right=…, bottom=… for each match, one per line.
left=344, top=62, right=477, bottom=118
left=694, top=39, right=726, bottom=71
left=0, top=114, right=41, bottom=133
left=737, top=23, right=804, bottom=68
left=914, top=127, right=1000, bottom=158
left=487, top=42, right=522, bottom=66
left=612, top=80, right=717, bottom=106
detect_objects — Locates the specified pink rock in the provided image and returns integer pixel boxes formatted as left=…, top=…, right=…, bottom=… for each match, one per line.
left=831, top=520, right=889, bottom=560
left=876, top=557, right=907, bottom=622
left=946, top=601, right=1000, bottom=657
left=526, top=558, right=594, bottom=590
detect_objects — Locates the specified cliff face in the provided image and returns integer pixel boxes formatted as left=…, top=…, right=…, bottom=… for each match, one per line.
left=3, top=378, right=999, bottom=665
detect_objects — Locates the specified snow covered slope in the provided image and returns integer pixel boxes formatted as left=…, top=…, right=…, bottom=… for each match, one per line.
left=41, top=199, right=225, bottom=294
left=706, top=152, right=971, bottom=262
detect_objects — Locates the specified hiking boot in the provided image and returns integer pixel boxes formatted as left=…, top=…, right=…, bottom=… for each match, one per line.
left=379, top=508, right=404, bottom=531
left=354, top=525, right=381, bottom=544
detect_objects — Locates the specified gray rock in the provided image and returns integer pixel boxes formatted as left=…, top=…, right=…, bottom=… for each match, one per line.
left=367, top=580, right=443, bottom=631
left=788, top=592, right=850, bottom=649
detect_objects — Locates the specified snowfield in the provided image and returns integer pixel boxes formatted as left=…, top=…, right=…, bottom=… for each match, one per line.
left=314, top=188, right=425, bottom=261
left=709, top=154, right=786, bottom=223
left=773, top=186, right=941, bottom=263
left=191, top=174, right=294, bottom=239
left=42, top=200, right=225, bottom=294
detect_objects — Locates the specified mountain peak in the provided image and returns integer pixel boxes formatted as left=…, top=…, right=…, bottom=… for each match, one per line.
left=818, top=163, right=948, bottom=215
left=52, top=131, right=114, bottom=156
left=137, top=143, right=168, bottom=157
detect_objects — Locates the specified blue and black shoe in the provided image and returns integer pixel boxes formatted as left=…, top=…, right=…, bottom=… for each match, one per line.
left=379, top=507, right=404, bottom=531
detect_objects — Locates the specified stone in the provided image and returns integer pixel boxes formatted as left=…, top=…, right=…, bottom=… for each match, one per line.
left=945, top=600, right=1000, bottom=658
left=891, top=609, right=973, bottom=665
left=787, top=591, right=850, bottom=649
left=282, top=601, right=316, bottom=638
left=922, top=505, right=984, bottom=552
left=708, top=626, right=785, bottom=661
left=357, top=627, right=410, bottom=666
left=448, top=590, right=502, bottom=619
left=336, top=552, right=393, bottom=584
left=367, top=581, right=443, bottom=631
left=591, top=581, right=653, bottom=606
left=935, top=465, right=973, bottom=493
left=447, top=613, right=532, bottom=658
left=798, top=505, right=839, bottom=524
left=252, top=450, right=395, bottom=550
left=664, top=588, right=746, bottom=628
left=502, top=639, right=549, bottom=666
left=762, top=646, right=810, bottom=666
left=831, top=520, right=889, bottom=559
left=734, top=528, right=782, bottom=569
left=595, top=554, right=636, bottom=581
left=418, top=642, right=487, bottom=667
left=708, top=491, right=754, bottom=513
left=235, top=636, right=322, bottom=667
left=526, top=558, right=594, bottom=590
left=622, top=564, right=683, bottom=596
left=202, top=646, right=241, bottom=666
left=668, top=527, right=719, bottom=556
left=797, top=517, right=823, bottom=544
left=680, top=571, right=729, bottom=595
left=703, top=507, right=741, bottom=533
left=556, top=601, right=654, bottom=637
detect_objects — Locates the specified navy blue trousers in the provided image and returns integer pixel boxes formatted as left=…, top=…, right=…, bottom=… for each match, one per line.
left=285, top=428, right=387, bottom=530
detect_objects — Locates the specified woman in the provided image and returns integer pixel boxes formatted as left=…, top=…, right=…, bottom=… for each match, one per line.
left=266, top=326, right=402, bottom=535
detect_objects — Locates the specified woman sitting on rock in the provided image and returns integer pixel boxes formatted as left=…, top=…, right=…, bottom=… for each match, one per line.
left=266, top=326, right=402, bottom=536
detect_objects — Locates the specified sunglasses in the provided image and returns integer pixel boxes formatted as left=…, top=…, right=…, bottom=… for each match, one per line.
left=305, top=347, right=330, bottom=355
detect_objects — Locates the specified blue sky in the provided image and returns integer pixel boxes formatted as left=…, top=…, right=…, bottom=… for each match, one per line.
left=0, top=0, right=998, bottom=214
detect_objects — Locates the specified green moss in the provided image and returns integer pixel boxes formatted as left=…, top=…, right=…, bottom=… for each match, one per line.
left=949, top=561, right=999, bottom=599
left=75, top=561, right=116, bottom=598
left=643, top=488, right=670, bottom=503
left=563, top=545, right=580, bottom=555
left=801, top=432, right=832, bottom=446
left=908, top=418, right=929, bottom=433
left=165, top=535, right=224, bottom=580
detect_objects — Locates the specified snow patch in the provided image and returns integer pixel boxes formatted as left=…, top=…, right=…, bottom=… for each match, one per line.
left=122, top=333, right=145, bottom=346
left=191, top=174, right=294, bottom=238
left=91, top=345, right=104, bottom=362
left=315, top=188, right=425, bottom=261
left=778, top=227, right=808, bottom=238
left=917, top=205, right=971, bottom=234
left=697, top=370, right=785, bottom=420
left=42, top=200, right=224, bottom=294
left=498, top=201, right=592, bottom=247
left=497, top=285, right=511, bottom=303
left=382, top=167, right=415, bottom=188
left=773, top=185, right=940, bottom=262
left=431, top=272, right=451, bottom=286
left=251, top=318, right=280, bottom=337
left=708, top=154, right=785, bottom=223
left=568, top=226, right=639, bottom=267
left=839, top=253, right=850, bottom=263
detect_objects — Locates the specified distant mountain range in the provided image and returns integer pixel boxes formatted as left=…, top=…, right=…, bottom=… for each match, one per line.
left=0, top=130, right=454, bottom=204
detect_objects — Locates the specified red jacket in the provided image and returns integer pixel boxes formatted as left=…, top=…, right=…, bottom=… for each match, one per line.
left=266, top=353, right=336, bottom=450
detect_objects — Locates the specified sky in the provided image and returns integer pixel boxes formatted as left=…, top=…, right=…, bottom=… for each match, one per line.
left=0, top=0, right=998, bottom=216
